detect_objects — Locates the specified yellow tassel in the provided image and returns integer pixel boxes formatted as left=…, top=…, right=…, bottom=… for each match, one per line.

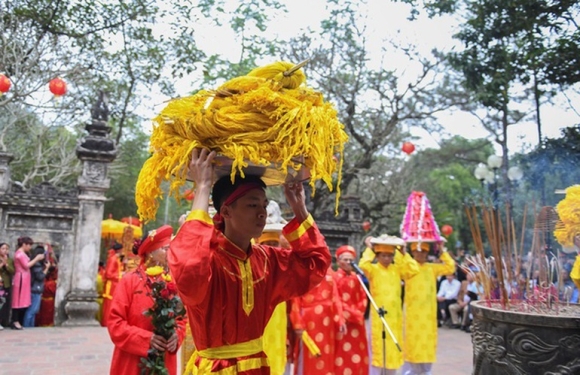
left=135, top=61, right=348, bottom=222
left=301, top=331, right=321, bottom=357
left=554, top=185, right=580, bottom=247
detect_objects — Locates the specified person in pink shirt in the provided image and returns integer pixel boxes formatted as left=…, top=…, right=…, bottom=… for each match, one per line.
left=11, top=236, right=44, bottom=329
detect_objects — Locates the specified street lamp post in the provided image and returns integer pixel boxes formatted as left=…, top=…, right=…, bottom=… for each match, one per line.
left=473, top=155, right=523, bottom=208
left=487, top=155, right=503, bottom=207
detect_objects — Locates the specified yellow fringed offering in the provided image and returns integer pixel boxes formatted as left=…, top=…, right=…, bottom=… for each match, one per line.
left=136, top=61, right=349, bottom=222
left=554, top=185, right=580, bottom=247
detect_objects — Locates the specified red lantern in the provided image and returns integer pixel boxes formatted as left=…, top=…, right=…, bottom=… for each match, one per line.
left=362, top=221, right=371, bottom=232
left=0, top=74, right=11, bottom=95
left=184, top=189, right=195, bottom=201
left=49, top=77, right=67, bottom=97
left=441, top=224, right=453, bottom=237
left=402, top=142, right=415, bottom=155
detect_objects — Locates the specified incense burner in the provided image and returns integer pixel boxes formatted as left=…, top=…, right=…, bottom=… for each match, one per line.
left=471, top=300, right=580, bottom=375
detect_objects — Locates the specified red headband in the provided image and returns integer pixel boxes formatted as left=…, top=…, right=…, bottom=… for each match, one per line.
left=212, top=182, right=264, bottom=231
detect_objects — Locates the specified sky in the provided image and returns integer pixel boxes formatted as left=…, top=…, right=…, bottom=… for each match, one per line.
left=145, top=0, right=579, bottom=157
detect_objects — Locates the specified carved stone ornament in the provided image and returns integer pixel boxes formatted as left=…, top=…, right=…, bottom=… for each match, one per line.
left=91, top=90, right=109, bottom=122
left=83, top=162, right=106, bottom=183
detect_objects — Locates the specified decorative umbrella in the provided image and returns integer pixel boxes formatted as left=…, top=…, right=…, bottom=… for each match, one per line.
left=101, top=214, right=142, bottom=239
left=102, top=215, right=126, bottom=237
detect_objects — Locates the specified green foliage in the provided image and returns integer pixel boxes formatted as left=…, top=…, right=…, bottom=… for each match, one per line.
left=398, top=0, right=580, bottom=88
left=104, top=120, right=149, bottom=221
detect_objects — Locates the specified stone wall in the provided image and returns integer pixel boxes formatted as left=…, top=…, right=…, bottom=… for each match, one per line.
left=0, top=176, right=78, bottom=325
left=0, top=91, right=116, bottom=326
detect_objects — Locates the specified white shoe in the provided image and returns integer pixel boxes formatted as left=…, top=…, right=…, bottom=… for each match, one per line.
left=0, top=324, right=4, bottom=330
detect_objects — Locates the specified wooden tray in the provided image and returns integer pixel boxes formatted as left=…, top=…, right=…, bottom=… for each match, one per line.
left=187, top=155, right=311, bottom=186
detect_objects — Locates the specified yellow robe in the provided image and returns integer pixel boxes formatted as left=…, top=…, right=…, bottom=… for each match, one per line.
left=359, top=248, right=419, bottom=370
left=262, top=302, right=287, bottom=375
left=403, top=251, right=455, bottom=364
left=571, top=254, right=580, bottom=290
left=95, top=273, right=104, bottom=323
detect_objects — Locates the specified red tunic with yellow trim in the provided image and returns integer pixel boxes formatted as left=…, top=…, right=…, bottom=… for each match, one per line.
left=289, top=268, right=344, bottom=375
left=102, top=249, right=123, bottom=327
left=168, top=210, right=331, bottom=375
left=333, top=268, right=369, bottom=375
left=108, top=266, right=187, bottom=375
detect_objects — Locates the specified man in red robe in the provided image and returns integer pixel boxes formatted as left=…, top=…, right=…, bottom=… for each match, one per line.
left=333, top=245, right=369, bottom=375
left=108, top=225, right=187, bottom=375
left=101, top=242, right=123, bottom=327
left=168, top=149, right=331, bottom=375
left=290, top=267, right=345, bottom=375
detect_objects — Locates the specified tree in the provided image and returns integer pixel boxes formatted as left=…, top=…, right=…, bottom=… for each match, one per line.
left=409, top=136, right=494, bottom=252
left=280, top=0, right=469, bottom=235
left=396, top=0, right=580, bottom=145
left=1, top=0, right=285, bottom=225
left=0, top=0, right=208, bottom=187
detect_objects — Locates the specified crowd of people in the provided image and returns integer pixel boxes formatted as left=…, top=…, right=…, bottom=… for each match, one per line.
left=4, top=62, right=579, bottom=375
left=0, top=237, right=58, bottom=331
left=97, top=149, right=580, bottom=375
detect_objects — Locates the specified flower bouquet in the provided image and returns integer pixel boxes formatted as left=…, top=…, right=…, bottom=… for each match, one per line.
left=140, top=266, right=186, bottom=375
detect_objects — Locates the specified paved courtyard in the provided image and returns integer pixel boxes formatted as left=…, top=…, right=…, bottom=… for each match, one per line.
left=0, top=325, right=473, bottom=374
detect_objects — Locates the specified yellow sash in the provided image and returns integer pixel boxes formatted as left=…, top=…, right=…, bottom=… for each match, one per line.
left=302, top=331, right=321, bottom=357
left=185, top=337, right=268, bottom=375
left=102, top=280, right=113, bottom=300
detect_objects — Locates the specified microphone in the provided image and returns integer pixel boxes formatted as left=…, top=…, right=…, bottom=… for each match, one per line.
left=348, top=260, right=365, bottom=276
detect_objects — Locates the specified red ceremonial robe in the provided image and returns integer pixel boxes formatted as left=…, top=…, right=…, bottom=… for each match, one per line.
left=102, top=250, right=122, bottom=327
left=35, top=273, right=57, bottom=327
left=168, top=210, right=331, bottom=375
left=290, top=268, right=344, bottom=375
left=108, top=266, right=187, bottom=375
left=333, top=268, right=369, bottom=375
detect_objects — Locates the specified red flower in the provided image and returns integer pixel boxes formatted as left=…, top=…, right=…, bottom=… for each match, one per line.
left=160, top=288, right=170, bottom=299
left=166, top=282, right=177, bottom=295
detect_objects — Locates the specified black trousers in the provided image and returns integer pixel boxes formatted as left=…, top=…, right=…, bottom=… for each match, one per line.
left=11, top=307, right=26, bottom=325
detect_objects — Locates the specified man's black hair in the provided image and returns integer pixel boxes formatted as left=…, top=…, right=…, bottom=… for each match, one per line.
left=211, top=174, right=266, bottom=212
left=32, top=245, right=45, bottom=258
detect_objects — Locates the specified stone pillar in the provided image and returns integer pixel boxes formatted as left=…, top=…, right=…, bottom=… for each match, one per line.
left=63, top=92, right=116, bottom=326
left=0, top=152, right=14, bottom=194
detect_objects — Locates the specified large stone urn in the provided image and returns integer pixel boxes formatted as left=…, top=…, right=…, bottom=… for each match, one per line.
left=471, top=300, right=580, bottom=375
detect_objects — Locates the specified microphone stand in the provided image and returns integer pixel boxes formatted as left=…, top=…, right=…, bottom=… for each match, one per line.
left=350, top=261, right=401, bottom=375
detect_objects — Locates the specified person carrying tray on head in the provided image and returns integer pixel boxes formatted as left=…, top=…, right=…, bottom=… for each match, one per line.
left=169, top=148, right=331, bottom=374
left=135, top=61, right=349, bottom=375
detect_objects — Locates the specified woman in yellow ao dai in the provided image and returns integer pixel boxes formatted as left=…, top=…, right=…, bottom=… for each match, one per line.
left=359, top=235, right=420, bottom=374
left=403, top=242, right=455, bottom=374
